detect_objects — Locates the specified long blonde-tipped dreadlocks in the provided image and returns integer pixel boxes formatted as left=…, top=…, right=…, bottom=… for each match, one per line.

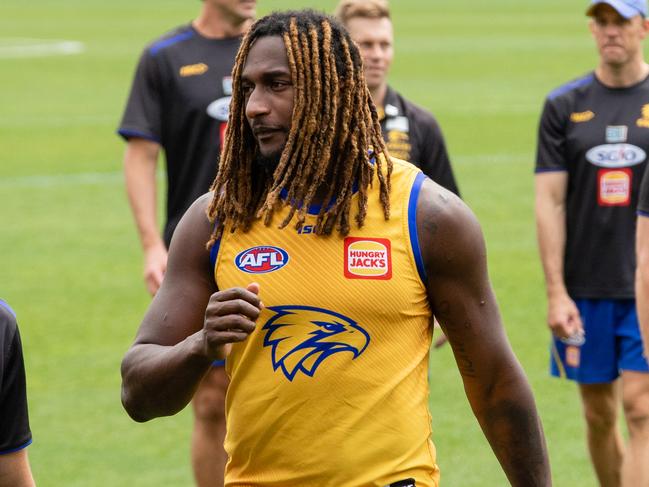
left=206, top=9, right=391, bottom=248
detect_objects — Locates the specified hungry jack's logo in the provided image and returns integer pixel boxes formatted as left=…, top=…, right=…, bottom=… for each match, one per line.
left=598, top=169, right=632, bottom=206
left=344, top=237, right=392, bottom=280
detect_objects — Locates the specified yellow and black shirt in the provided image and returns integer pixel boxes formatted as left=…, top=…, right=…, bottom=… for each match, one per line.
left=379, top=86, right=459, bottom=196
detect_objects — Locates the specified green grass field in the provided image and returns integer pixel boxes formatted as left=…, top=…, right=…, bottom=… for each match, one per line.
left=1, top=0, right=611, bottom=485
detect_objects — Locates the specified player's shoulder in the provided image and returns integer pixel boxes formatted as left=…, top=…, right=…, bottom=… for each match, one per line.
left=144, top=24, right=196, bottom=57
left=416, top=177, right=481, bottom=268
left=183, top=192, right=214, bottom=223
left=546, top=72, right=596, bottom=103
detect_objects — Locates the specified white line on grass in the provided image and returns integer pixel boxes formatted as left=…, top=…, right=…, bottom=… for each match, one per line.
left=455, top=153, right=530, bottom=165
left=0, top=38, right=85, bottom=59
left=1, top=154, right=528, bottom=189
left=0, top=171, right=123, bottom=188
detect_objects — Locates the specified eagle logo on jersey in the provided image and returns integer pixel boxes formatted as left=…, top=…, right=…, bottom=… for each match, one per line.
left=262, top=305, right=370, bottom=381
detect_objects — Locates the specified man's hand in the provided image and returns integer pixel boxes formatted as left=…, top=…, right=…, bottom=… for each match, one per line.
left=202, top=283, right=262, bottom=360
left=143, top=242, right=168, bottom=296
left=547, top=292, right=583, bottom=340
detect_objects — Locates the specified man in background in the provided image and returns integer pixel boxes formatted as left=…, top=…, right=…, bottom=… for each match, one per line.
left=335, top=0, right=460, bottom=195
left=117, top=1, right=256, bottom=485
left=535, top=1, right=649, bottom=485
left=0, top=300, right=34, bottom=487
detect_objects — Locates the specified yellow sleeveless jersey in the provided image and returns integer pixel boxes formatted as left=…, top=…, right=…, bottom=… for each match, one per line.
left=212, top=159, right=439, bottom=487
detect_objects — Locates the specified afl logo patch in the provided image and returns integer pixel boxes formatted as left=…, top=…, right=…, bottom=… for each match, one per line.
left=344, top=237, right=392, bottom=280
left=235, top=246, right=289, bottom=274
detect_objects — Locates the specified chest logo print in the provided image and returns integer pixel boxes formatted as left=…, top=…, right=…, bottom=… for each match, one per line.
left=637, top=104, right=649, bottom=128
left=207, top=96, right=232, bottom=121
left=263, top=305, right=370, bottom=381
left=570, top=110, right=594, bottom=123
left=585, top=144, right=646, bottom=168
left=598, top=168, right=632, bottom=206
left=235, top=246, right=289, bottom=274
left=179, top=62, right=208, bottom=77
left=344, top=237, right=392, bottom=280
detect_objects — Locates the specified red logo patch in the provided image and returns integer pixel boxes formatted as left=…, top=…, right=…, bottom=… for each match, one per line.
left=219, top=122, right=228, bottom=149
left=344, top=237, right=392, bottom=280
left=598, top=168, right=632, bottom=206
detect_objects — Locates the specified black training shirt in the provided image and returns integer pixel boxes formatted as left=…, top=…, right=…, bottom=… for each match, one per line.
left=118, top=24, right=241, bottom=245
left=536, top=72, right=649, bottom=298
left=380, top=86, right=460, bottom=196
left=0, top=300, right=31, bottom=454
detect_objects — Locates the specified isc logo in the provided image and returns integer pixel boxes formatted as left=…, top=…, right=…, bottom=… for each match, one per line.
left=235, top=246, right=289, bottom=274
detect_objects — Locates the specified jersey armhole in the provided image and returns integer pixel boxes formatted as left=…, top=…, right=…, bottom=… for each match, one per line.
left=209, top=235, right=222, bottom=289
left=408, top=172, right=428, bottom=285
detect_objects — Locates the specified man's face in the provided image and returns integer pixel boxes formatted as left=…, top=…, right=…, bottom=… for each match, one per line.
left=242, top=36, right=295, bottom=160
left=589, top=4, right=649, bottom=66
left=208, top=0, right=256, bottom=24
left=345, top=16, right=394, bottom=92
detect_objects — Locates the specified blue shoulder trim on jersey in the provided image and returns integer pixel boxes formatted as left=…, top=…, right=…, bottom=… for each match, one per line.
left=211, top=359, right=225, bottom=367
left=279, top=182, right=359, bottom=215
left=535, top=167, right=568, bottom=174
left=547, top=73, right=594, bottom=101
left=150, top=30, right=195, bottom=56
left=0, top=299, right=16, bottom=318
left=209, top=237, right=222, bottom=270
left=0, top=438, right=32, bottom=455
left=408, top=172, right=427, bottom=284
left=117, top=129, right=161, bottom=144
left=637, top=210, right=649, bottom=217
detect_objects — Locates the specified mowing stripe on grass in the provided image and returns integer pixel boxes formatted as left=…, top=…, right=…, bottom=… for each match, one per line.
left=0, top=171, right=123, bottom=188
left=0, top=154, right=529, bottom=189
left=0, top=38, right=85, bottom=59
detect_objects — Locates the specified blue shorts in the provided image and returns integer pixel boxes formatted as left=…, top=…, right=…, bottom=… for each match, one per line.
left=550, top=299, right=649, bottom=383
left=212, top=360, right=225, bottom=367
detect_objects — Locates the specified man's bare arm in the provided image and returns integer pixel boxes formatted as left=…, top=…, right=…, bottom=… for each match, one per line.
left=417, top=179, right=551, bottom=486
left=120, top=194, right=261, bottom=422
left=123, top=138, right=167, bottom=295
left=0, top=449, right=35, bottom=487
left=535, top=171, right=582, bottom=339
left=636, top=216, right=649, bottom=356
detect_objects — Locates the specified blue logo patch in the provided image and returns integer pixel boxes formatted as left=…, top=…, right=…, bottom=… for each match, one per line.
left=235, top=246, right=289, bottom=274
left=263, top=305, right=370, bottom=381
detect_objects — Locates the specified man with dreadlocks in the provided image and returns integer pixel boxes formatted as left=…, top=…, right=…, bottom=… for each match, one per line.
left=121, top=9, right=550, bottom=486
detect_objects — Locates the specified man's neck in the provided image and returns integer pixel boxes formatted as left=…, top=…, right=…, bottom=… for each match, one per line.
left=193, top=4, right=251, bottom=39
left=596, top=58, right=649, bottom=88
left=370, top=83, right=388, bottom=109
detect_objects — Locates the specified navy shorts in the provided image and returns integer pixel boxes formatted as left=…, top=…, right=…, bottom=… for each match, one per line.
left=212, top=360, right=225, bottom=367
left=550, top=299, right=649, bottom=383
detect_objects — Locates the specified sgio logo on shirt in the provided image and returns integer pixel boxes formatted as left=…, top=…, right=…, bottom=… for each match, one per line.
left=586, top=143, right=646, bottom=168
left=235, top=246, right=289, bottom=274
left=344, top=237, right=392, bottom=280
